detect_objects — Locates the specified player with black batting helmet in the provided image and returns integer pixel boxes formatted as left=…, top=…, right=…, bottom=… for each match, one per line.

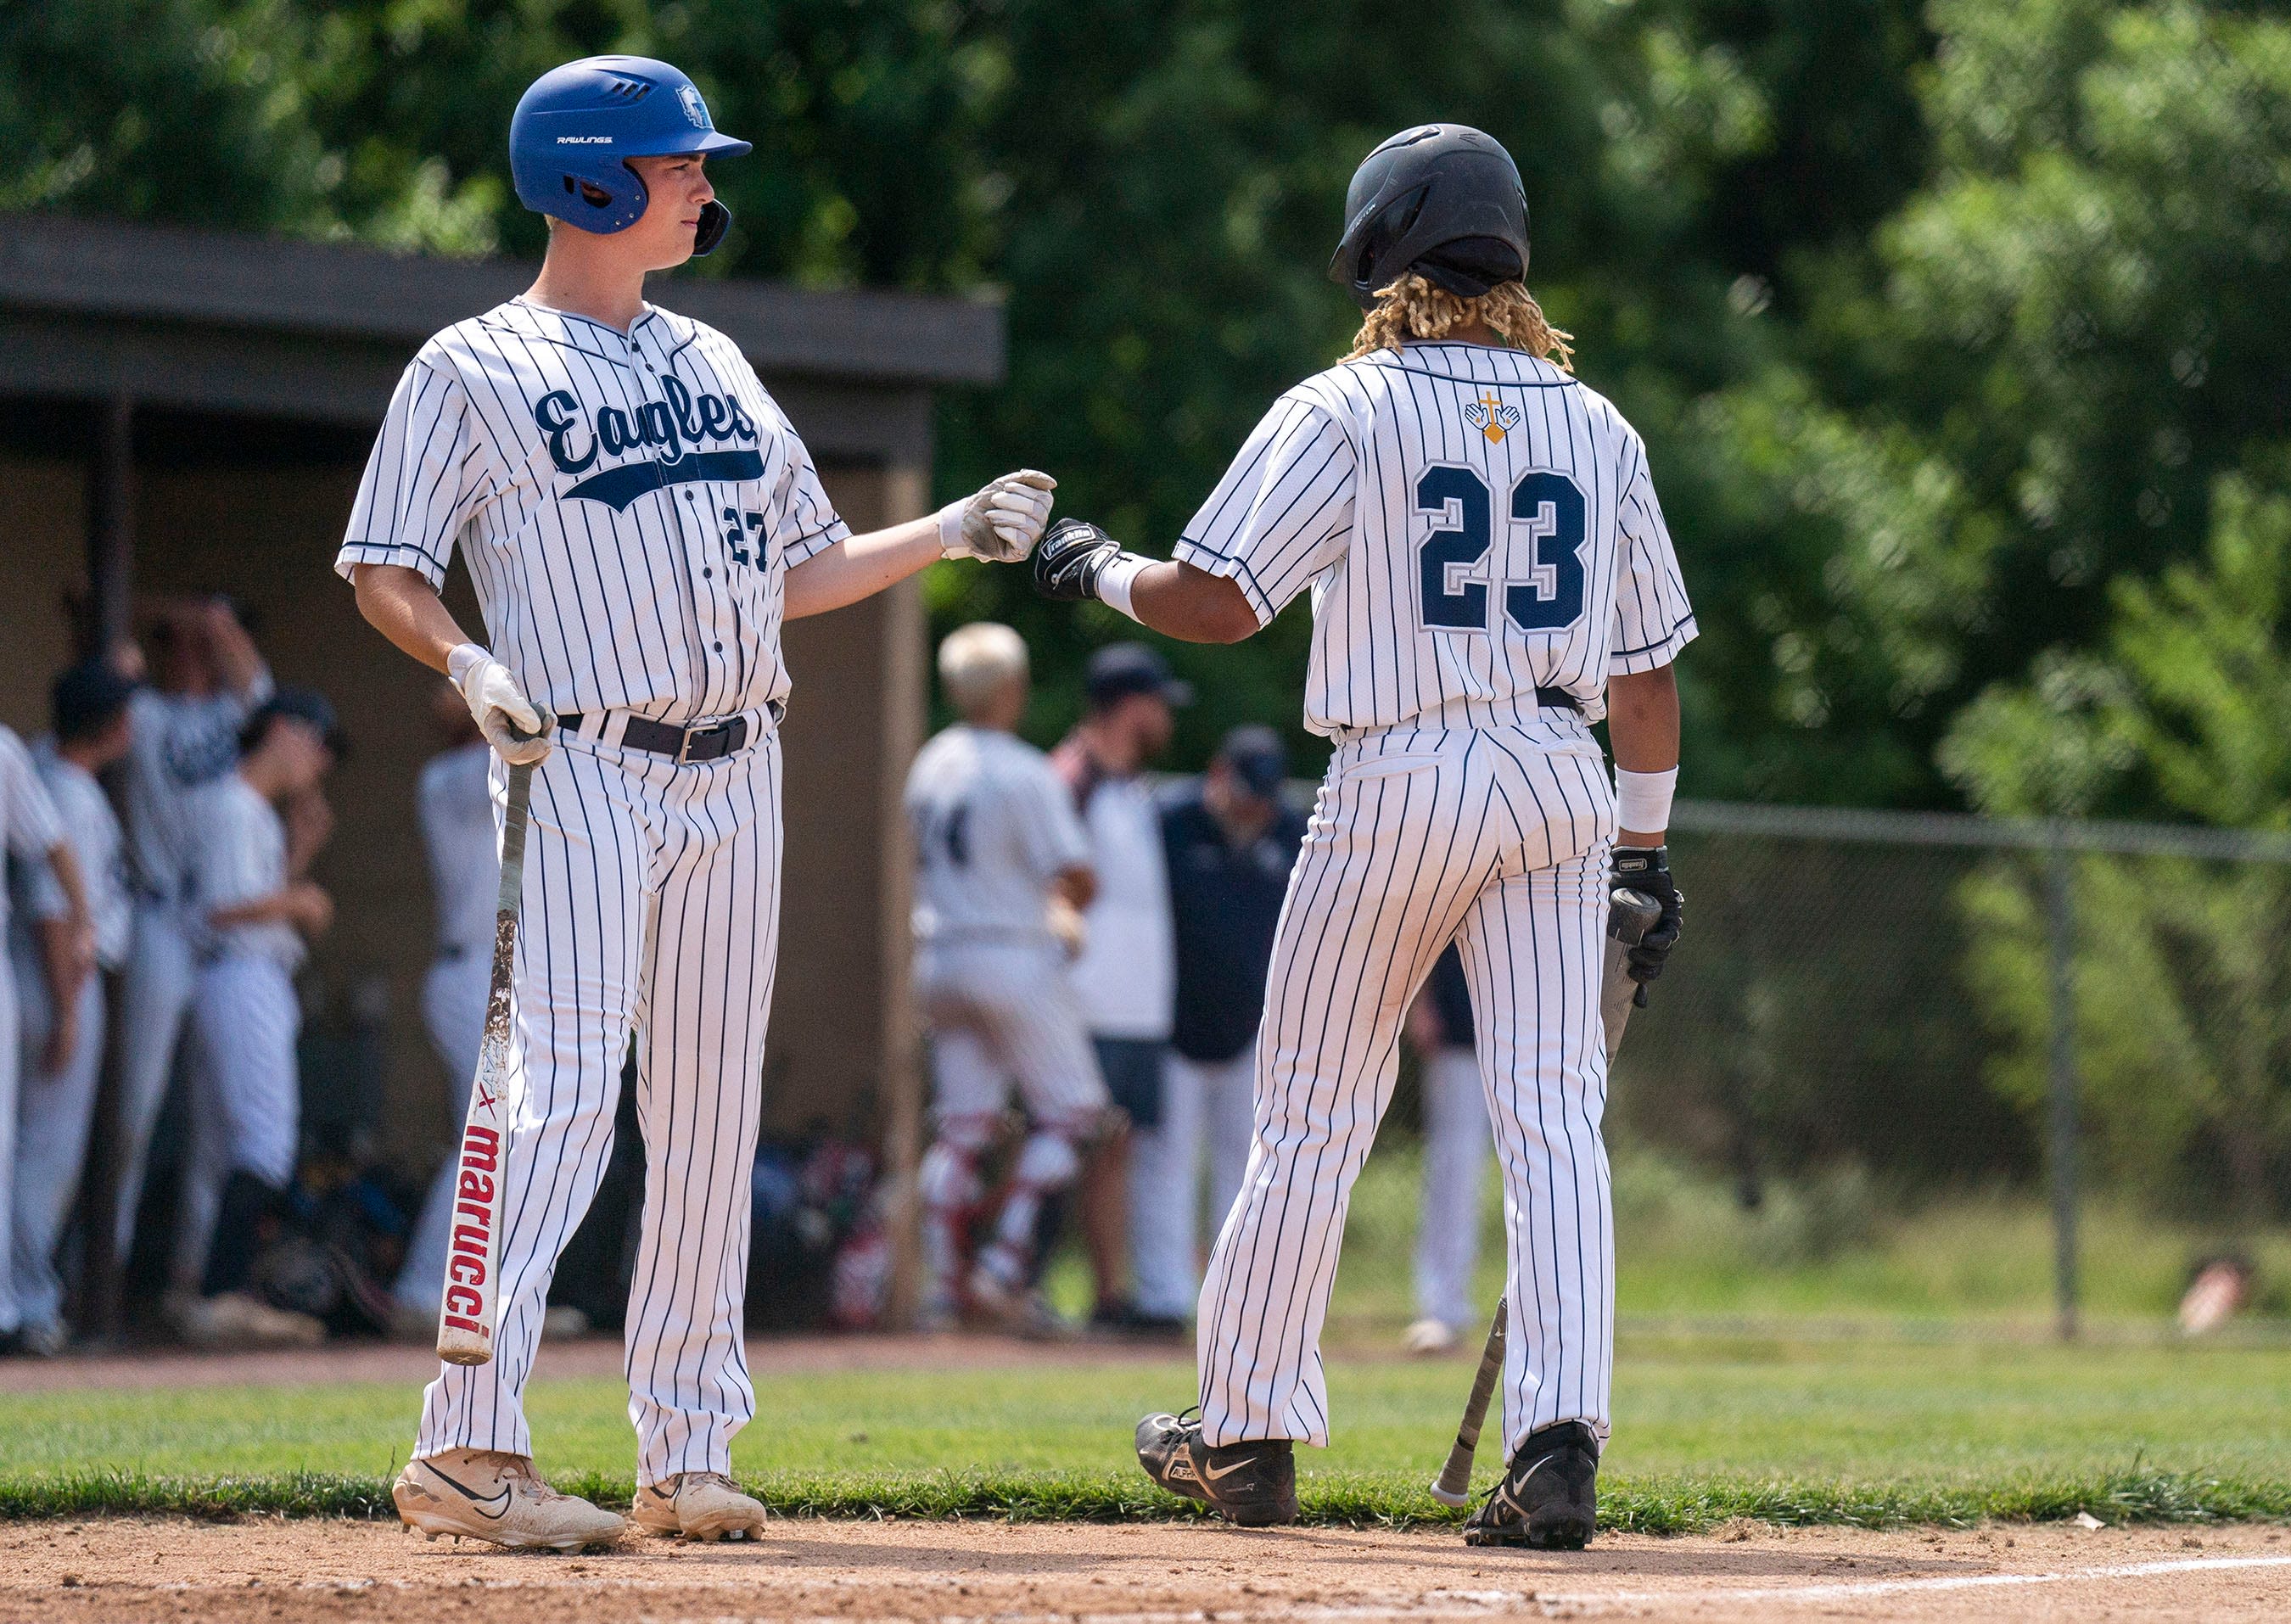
left=1038, top=122, right=1690, bottom=1546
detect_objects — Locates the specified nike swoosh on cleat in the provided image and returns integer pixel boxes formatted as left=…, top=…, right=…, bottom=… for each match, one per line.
left=419, top=1463, right=513, bottom=1520
left=1201, top=1455, right=1260, bottom=1483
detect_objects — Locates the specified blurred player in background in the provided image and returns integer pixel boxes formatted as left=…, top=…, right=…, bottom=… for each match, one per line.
left=1402, top=944, right=1491, bottom=1356
left=1053, top=644, right=1188, bottom=1335
left=906, top=624, right=1109, bottom=1334
left=5, top=663, right=134, bottom=1357
left=165, top=690, right=339, bottom=1347
left=392, top=682, right=498, bottom=1337
left=0, top=710, right=91, bottom=1353
left=1151, top=725, right=1305, bottom=1319
left=112, top=598, right=272, bottom=1270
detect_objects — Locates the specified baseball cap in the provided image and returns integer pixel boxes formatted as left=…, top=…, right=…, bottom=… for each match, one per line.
left=51, top=660, right=137, bottom=742
left=1084, top=643, right=1195, bottom=710
left=1217, top=725, right=1289, bottom=799
left=244, top=686, right=347, bottom=757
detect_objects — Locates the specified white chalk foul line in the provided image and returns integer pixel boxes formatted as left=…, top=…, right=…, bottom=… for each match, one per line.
left=786, top=1553, right=2291, bottom=1624
left=1549, top=1551, right=2291, bottom=1611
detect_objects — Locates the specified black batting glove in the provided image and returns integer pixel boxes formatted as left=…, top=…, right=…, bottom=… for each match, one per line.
left=1611, top=845, right=1683, bottom=988
left=1033, top=518, right=1125, bottom=602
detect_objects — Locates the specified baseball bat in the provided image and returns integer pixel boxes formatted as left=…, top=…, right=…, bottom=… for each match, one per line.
left=1429, top=1297, right=1508, bottom=1507
left=1600, top=888, right=1664, bottom=1060
left=435, top=720, right=549, bottom=1366
left=1429, top=887, right=1665, bottom=1505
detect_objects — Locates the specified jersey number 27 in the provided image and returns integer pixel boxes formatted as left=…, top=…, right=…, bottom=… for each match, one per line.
left=1417, top=467, right=1587, bottom=636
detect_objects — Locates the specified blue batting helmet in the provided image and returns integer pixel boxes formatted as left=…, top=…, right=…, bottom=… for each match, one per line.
left=509, top=56, right=751, bottom=255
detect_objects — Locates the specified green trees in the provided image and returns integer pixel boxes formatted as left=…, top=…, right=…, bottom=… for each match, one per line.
left=1709, top=0, right=2291, bottom=805
left=10, top=1, right=2289, bottom=1204
left=1946, top=479, right=2291, bottom=1218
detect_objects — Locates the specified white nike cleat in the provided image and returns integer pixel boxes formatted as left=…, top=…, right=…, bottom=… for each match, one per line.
left=630, top=1471, right=768, bottom=1541
left=392, top=1448, right=627, bottom=1550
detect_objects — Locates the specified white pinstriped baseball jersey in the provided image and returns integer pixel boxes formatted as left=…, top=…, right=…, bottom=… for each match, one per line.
left=0, top=725, right=63, bottom=943
left=120, top=682, right=270, bottom=904
left=905, top=725, right=1091, bottom=946
left=25, top=742, right=131, bottom=969
left=342, top=290, right=853, bottom=1487
left=1183, top=340, right=1694, bottom=1464
left=186, top=775, right=300, bottom=970
left=336, top=296, right=850, bottom=725
left=1174, top=341, right=1694, bottom=735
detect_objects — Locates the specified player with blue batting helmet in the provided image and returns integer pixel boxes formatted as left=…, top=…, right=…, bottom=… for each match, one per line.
left=509, top=56, right=751, bottom=255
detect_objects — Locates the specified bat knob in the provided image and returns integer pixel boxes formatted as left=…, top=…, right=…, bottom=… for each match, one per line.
left=1428, top=1480, right=1475, bottom=1509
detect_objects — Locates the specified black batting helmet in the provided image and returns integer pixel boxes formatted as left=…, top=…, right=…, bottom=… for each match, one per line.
left=1328, top=124, right=1531, bottom=311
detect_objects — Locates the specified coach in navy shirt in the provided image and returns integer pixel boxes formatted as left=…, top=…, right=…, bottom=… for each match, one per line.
left=1130, top=725, right=1307, bottom=1320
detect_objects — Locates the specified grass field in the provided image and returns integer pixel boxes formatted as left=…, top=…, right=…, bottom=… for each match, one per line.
left=4, top=1328, right=2287, bottom=1529
left=4, top=1148, right=2287, bottom=1530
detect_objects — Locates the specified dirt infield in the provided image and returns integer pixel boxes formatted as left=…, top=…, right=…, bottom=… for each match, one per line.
left=3, top=1515, right=2286, bottom=1621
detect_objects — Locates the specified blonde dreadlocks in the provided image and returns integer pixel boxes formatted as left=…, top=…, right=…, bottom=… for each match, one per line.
left=1343, top=273, right=1574, bottom=371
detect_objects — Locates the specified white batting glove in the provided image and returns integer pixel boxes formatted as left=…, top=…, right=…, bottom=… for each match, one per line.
left=938, top=469, right=1057, bottom=563
left=449, top=644, right=553, bottom=766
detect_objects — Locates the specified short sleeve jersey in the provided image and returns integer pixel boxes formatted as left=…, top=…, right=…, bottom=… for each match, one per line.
left=120, top=679, right=271, bottom=901
left=336, top=298, right=852, bottom=725
left=188, top=775, right=300, bottom=970
left=419, top=740, right=500, bottom=955
left=1174, top=341, right=1695, bottom=738
left=1058, top=759, right=1175, bottom=1041
left=0, top=725, right=63, bottom=941
left=27, top=740, right=132, bottom=968
left=905, top=725, right=1091, bottom=946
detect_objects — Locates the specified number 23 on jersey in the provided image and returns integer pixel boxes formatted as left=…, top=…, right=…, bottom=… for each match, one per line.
left=1417, top=466, right=1587, bottom=636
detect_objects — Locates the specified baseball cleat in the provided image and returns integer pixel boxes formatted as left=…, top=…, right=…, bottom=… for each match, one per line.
left=630, top=1471, right=768, bottom=1541
left=1462, top=1420, right=1599, bottom=1549
left=165, top=1289, right=325, bottom=1350
left=967, top=1261, right=1073, bottom=1341
left=393, top=1448, right=627, bottom=1550
left=1134, top=1408, right=1298, bottom=1527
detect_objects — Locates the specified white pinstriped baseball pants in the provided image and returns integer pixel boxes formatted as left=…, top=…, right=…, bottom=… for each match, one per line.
left=1197, top=720, right=1616, bottom=1458
left=414, top=731, right=782, bottom=1486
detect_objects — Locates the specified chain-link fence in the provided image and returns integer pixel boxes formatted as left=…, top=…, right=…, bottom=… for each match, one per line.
left=1613, top=800, right=2291, bottom=1332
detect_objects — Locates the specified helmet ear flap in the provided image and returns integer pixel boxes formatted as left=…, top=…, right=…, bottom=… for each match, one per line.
left=693, top=199, right=731, bottom=257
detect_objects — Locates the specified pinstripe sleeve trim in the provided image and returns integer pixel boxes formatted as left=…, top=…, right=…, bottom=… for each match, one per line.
left=782, top=518, right=853, bottom=565
left=335, top=540, right=451, bottom=591
left=1172, top=537, right=1279, bottom=626
left=1609, top=613, right=1698, bottom=673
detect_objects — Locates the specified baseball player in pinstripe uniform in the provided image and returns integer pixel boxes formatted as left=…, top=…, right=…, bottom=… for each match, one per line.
left=345, top=57, right=1057, bottom=1549
left=905, top=624, right=1108, bottom=1333
left=7, top=663, right=134, bottom=1358
left=1035, top=125, right=1691, bottom=1547
left=170, top=689, right=340, bottom=1348
left=112, top=601, right=272, bottom=1271
left=0, top=718, right=91, bottom=1353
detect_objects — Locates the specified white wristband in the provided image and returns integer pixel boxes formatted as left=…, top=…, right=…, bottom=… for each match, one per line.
left=1097, top=554, right=1151, bottom=623
left=1615, top=765, right=1678, bottom=833
left=446, top=642, right=489, bottom=686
